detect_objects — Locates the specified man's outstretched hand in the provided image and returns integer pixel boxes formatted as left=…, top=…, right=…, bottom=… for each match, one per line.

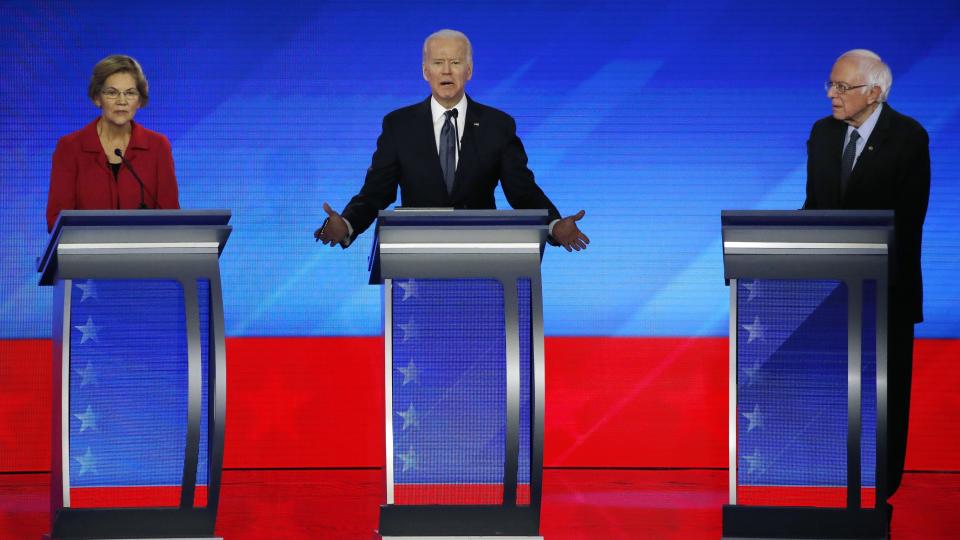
left=314, top=202, right=349, bottom=246
left=552, top=209, right=590, bottom=252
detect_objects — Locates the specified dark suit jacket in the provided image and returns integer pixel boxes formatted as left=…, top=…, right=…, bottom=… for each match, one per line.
left=804, top=104, right=930, bottom=323
left=341, top=96, right=561, bottom=242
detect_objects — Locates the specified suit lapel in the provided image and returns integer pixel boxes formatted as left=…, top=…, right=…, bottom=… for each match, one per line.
left=452, top=97, right=480, bottom=198
left=415, top=97, right=449, bottom=197
left=80, top=118, right=113, bottom=180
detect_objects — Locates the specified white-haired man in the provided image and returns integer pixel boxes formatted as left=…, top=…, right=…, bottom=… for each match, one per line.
left=316, top=29, right=589, bottom=251
left=804, top=49, right=930, bottom=522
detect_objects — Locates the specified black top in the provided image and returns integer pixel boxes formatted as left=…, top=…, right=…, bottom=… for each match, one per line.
left=109, top=161, right=121, bottom=180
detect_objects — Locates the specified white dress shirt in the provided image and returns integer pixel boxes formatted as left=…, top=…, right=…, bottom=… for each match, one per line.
left=430, top=95, right=467, bottom=169
left=845, top=102, right=883, bottom=169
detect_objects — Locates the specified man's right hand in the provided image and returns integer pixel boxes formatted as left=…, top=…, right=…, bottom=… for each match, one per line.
left=315, top=202, right=349, bottom=246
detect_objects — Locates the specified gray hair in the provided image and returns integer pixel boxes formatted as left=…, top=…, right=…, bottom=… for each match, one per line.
left=838, top=49, right=893, bottom=102
left=422, top=29, right=473, bottom=68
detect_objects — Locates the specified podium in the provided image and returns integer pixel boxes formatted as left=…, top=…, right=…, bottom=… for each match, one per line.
left=720, top=210, right=893, bottom=539
left=369, top=209, right=548, bottom=538
left=38, top=210, right=231, bottom=540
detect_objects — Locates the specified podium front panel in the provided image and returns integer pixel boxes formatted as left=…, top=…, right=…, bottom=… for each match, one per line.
left=734, top=278, right=877, bottom=509
left=388, top=278, right=533, bottom=506
left=374, top=210, right=546, bottom=536
left=62, top=279, right=211, bottom=508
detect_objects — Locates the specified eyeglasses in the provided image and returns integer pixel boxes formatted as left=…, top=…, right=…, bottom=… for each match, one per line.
left=824, top=81, right=872, bottom=95
left=101, top=87, right=140, bottom=101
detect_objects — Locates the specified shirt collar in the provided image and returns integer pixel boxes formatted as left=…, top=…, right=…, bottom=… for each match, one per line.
left=431, top=94, right=468, bottom=124
left=848, top=102, right=883, bottom=141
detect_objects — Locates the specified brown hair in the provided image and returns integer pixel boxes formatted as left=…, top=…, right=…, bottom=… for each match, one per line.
left=87, top=54, right=150, bottom=107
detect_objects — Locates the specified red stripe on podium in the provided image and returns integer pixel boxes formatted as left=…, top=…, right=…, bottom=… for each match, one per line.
left=737, top=486, right=876, bottom=508
left=69, top=485, right=208, bottom=508
left=393, top=483, right=530, bottom=505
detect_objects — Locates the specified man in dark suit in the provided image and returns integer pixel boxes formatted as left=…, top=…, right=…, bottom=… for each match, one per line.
left=804, top=49, right=930, bottom=515
left=315, top=29, right=589, bottom=251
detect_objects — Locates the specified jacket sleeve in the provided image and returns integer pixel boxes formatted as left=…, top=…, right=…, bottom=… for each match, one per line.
left=155, top=134, right=180, bottom=209
left=802, top=125, right=818, bottom=210
left=46, top=137, right=77, bottom=232
left=341, top=116, right=400, bottom=243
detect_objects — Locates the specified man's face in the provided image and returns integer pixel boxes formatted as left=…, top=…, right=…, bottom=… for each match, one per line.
left=423, top=37, right=472, bottom=108
left=827, top=57, right=881, bottom=126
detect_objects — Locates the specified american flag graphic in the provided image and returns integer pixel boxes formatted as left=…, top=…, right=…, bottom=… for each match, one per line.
left=736, top=279, right=876, bottom=507
left=67, top=279, right=209, bottom=507
left=389, top=279, right=532, bottom=505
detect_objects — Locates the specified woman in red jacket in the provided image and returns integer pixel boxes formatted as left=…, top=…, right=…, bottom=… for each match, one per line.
left=45, top=55, right=179, bottom=232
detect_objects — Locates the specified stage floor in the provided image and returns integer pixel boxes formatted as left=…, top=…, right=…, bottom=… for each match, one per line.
left=2, top=469, right=957, bottom=539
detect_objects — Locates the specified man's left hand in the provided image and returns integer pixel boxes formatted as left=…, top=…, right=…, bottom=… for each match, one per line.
left=552, top=209, right=590, bottom=252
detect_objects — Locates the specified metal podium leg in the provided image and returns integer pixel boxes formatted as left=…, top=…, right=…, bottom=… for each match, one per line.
left=52, top=280, right=73, bottom=514
left=207, top=274, right=228, bottom=515
left=503, top=280, right=520, bottom=506
left=847, top=280, right=862, bottom=509
left=728, top=278, right=738, bottom=505
left=876, top=283, right=889, bottom=508
left=530, top=276, right=545, bottom=511
left=384, top=279, right=396, bottom=505
left=181, top=279, right=201, bottom=509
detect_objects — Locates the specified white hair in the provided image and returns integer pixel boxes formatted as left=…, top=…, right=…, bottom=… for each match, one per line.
left=838, top=49, right=893, bottom=102
left=422, top=29, right=473, bottom=67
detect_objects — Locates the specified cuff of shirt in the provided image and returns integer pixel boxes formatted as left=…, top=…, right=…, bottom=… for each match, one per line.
left=548, top=219, right=559, bottom=238
left=340, top=218, right=355, bottom=247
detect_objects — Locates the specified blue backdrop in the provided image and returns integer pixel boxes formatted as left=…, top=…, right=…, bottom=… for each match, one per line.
left=2, top=0, right=958, bottom=339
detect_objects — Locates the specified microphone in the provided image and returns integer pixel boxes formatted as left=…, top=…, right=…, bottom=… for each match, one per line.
left=114, top=148, right=151, bottom=209
left=448, top=108, right=461, bottom=154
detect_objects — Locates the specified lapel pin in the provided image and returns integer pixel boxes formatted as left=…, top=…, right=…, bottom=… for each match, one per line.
left=473, top=122, right=480, bottom=127
left=868, top=146, right=874, bottom=151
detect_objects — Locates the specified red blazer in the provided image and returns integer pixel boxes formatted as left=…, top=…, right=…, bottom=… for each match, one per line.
left=46, top=118, right=180, bottom=231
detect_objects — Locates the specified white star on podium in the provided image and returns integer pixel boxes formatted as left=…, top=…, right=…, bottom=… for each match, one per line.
left=741, top=360, right=761, bottom=387
left=397, top=321, right=415, bottom=343
left=75, top=317, right=102, bottom=344
left=397, top=360, right=419, bottom=385
left=743, top=452, right=763, bottom=475
left=77, top=362, right=97, bottom=387
left=742, top=317, right=764, bottom=344
left=75, top=447, right=96, bottom=476
left=742, top=404, right=763, bottom=432
left=76, top=280, right=98, bottom=302
left=399, top=446, right=417, bottom=472
left=743, top=280, right=759, bottom=301
left=397, top=404, right=419, bottom=430
left=397, top=280, right=418, bottom=301
left=75, top=405, right=98, bottom=432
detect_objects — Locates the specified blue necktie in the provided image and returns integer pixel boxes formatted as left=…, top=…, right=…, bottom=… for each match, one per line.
left=840, top=129, right=860, bottom=194
left=439, top=110, right=456, bottom=194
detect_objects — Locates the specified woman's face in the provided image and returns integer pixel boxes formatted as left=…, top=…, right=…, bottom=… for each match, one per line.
left=94, top=72, right=140, bottom=128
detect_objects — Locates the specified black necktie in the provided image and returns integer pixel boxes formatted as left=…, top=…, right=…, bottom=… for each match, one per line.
left=439, top=110, right=456, bottom=194
left=840, top=129, right=860, bottom=193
